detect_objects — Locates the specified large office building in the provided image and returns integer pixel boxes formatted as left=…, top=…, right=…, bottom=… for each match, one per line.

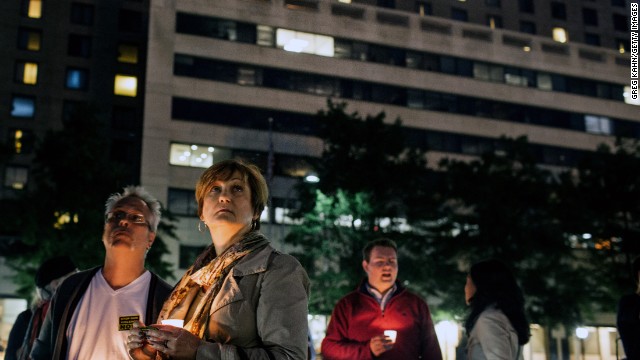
left=142, top=1, right=636, bottom=358
left=1, top=0, right=637, bottom=358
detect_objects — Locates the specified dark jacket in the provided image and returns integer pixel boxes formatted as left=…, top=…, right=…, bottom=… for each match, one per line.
left=6, top=308, right=32, bottom=360
left=30, top=267, right=172, bottom=360
left=321, top=281, right=442, bottom=360
left=617, top=293, right=640, bottom=359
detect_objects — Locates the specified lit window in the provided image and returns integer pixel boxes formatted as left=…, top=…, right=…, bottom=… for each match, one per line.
left=117, top=44, right=138, bottom=64
left=4, top=166, right=28, bottom=190
left=114, top=75, right=137, bottom=97
left=624, top=85, right=640, bottom=106
left=13, top=130, right=23, bottom=154
left=584, top=115, right=612, bottom=135
left=16, top=62, right=38, bottom=85
left=276, top=29, right=334, bottom=57
left=66, top=68, right=89, bottom=90
left=11, top=96, right=35, bottom=118
left=18, top=28, right=41, bottom=51
left=169, top=143, right=232, bottom=168
left=22, top=0, right=42, bottom=19
left=9, top=129, right=34, bottom=154
left=552, top=27, right=568, bottom=43
left=537, top=73, right=552, bottom=90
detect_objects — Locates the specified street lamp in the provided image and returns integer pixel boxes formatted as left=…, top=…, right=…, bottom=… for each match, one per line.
left=575, top=326, right=589, bottom=360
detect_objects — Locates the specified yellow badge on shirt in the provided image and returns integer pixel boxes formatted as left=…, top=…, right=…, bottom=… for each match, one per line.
left=119, top=315, right=140, bottom=331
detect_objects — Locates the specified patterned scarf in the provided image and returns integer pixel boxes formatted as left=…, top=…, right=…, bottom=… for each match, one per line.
left=158, top=231, right=269, bottom=338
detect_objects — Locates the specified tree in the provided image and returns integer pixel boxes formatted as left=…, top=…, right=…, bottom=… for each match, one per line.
left=286, top=190, right=375, bottom=314
left=433, top=136, right=603, bottom=327
left=555, top=138, right=640, bottom=304
left=286, top=100, right=440, bottom=315
left=0, top=104, right=174, bottom=299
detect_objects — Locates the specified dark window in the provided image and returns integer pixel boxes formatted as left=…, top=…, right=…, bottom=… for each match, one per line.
left=486, top=0, right=501, bottom=7
left=451, top=8, right=468, bottom=22
left=17, top=27, right=41, bottom=51
left=168, top=188, right=198, bottom=216
left=584, top=33, right=600, bottom=46
left=377, top=0, right=395, bottom=8
left=112, top=106, right=141, bottom=132
left=70, top=3, right=94, bottom=26
left=613, top=14, right=628, bottom=31
left=520, top=21, right=536, bottom=34
left=518, top=0, right=534, bottom=13
left=582, top=8, right=598, bottom=26
left=68, top=34, right=92, bottom=57
left=551, top=2, right=567, bottom=20
left=176, top=13, right=256, bottom=44
left=62, top=100, right=87, bottom=122
left=118, top=9, right=143, bottom=33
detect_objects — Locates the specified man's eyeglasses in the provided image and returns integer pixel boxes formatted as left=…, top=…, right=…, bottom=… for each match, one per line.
left=105, top=211, right=150, bottom=227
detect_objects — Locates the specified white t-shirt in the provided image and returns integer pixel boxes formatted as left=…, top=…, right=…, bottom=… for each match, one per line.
left=66, top=270, right=151, bottom=360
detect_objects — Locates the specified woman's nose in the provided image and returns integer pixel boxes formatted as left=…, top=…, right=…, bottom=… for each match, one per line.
left=218, top=189, right=231, bottom=202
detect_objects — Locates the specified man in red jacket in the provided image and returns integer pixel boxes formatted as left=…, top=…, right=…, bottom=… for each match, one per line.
left=321, top=238, right=442, bottom=360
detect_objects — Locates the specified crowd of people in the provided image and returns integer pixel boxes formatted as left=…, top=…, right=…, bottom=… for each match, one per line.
left=5, top=158, right=639, bottom=360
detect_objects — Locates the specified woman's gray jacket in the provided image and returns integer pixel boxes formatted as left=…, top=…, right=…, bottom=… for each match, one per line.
left=467, top=306, right=523, bottom=360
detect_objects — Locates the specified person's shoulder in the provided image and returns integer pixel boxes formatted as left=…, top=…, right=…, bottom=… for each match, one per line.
left=59, top=267, right=99, bottom=289
left=396, top=287, right=428, bottom=303
left=268, top=246, right=305, bottom=269
left=477, top=306, right=509, bottom=325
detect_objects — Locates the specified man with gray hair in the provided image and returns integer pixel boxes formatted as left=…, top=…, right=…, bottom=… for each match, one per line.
left=31, top=186, right=172, bottom=359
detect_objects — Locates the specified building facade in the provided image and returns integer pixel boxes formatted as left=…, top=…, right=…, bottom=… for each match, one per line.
left=141, top=1, right=637, bottom=358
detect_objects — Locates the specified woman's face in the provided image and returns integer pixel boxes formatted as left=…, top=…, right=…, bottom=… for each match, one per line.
left=465, top=275, right=476, bottom=305
left=201, top=171, right=256, bottom=230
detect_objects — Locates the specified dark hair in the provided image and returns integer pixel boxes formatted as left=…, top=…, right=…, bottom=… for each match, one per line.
left=35, top=256, right=76, bottom=288
left=633, top=256, right=640, bottom=285
left=195, top=159, right=268, bottom=230
left=465, top=259, right=530, bottom=345
left=362, top=238, right=397, bottom=262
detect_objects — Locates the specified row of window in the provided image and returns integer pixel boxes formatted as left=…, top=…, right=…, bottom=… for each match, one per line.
left=170, top=97, right=593, bottom=169
left=10, top=73, right=138, bottom=118
left=175, top=13, right=628, bottom=102
left=21, top=0, right=144, bottom=33
left=172, top=56, right=638, bottom=138
left=374, top=0, right=628, bottom=39
left=440, top=2, right=627, bottom=31
left=18, top=27, right=140, bottom=63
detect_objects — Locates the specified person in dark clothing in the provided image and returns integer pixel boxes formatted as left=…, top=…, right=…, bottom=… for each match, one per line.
left=17, top=256, right=77, bottom=360
left=617, top=256, right=640, bottom=360
left=6, top=307, right=32, bottom=360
